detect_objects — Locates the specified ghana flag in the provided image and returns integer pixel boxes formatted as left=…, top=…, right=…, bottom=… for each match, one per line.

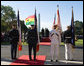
left=25, top=15, right=35, bottom=25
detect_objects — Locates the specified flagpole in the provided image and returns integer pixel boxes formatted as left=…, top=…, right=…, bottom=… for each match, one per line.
left=38, top=13, right=40, bottom=33
left=38, top=13, right=40, bottom=43
left=35, top=8, right=38, bottom=59
left=71, top=6, right=75, bottom=54
left=17, top=10, right=19, bottom=58
left=35, top=8, right=40, bottom=58
left=17, top=10, right=22, bottom=58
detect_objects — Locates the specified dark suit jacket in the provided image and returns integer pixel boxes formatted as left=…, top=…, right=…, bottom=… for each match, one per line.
left=9, top=29, right=19, bottom=44
left=63, top=29, right=72, bottom=44
left=27, top=29, right=38, bottom=45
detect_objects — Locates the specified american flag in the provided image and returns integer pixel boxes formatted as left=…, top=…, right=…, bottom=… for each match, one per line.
left=34, top=8, right=39, bottom=52
left=17, top=10, right=22, bottom=51
left=71, top=7, right=75, bottom=46
left=56, top=6, right=62, bottom=33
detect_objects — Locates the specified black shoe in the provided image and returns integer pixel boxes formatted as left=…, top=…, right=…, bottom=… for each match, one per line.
left=29, top=59, right=32, bottom=61
left=34, top=59, right=37, bottom=61
left=51, top=60, right=53, bottom=62
left=14, top=58, right=17, bottom=60
left=56, top=60, right=58, bottom=62
left=12, top=58, right=14, bottom=60
left=12, top=58, right=16, bottom=61
left=12, top=58, right=15, bottom=60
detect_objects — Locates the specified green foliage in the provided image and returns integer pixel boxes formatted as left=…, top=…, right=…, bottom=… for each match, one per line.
left=75, top=39, right=83, bottom=46
left=20, top=20, right=28, bottom=33
left=1, top=42, right=10, bottom=45
left=61, top=39, right=83, bottom=46
left=45, top=28, right=49, bottom=37
left=1, top=5, right=16, bottom=22
left=22, top=42, right=28, bottom=45
left=1, top=5, right=16, bottom=32
left=41, top=28, right=44, bottom=37
left=1, top=21, right=7, bottom=32
left=74, top=20, right=83, bottom=35
left=1, top=5, right=28, bottom=33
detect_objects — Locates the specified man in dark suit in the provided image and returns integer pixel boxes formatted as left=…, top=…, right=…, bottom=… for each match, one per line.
left=63, top=26, right=73, bottom=61
left=27, top=25, right=38, bottom=61
left=9, top=24, right=19, bottom=60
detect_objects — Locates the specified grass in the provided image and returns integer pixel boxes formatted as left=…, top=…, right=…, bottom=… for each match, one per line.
left=1, top=41, right=28, bottom=45
left=1, top=39, right=83, bottom=46
left=61, top=39, right=83, bottom=46
left=75, top=39, right=83, bottom=46
left=22, top=42, right=28, bottom=45
left=1, top=42, right=10, bottom=45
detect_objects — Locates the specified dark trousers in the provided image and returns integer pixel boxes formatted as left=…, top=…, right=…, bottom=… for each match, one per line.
left=28, top=44, right=37, bottom=60
left=11, top=43, right=17, bottom=59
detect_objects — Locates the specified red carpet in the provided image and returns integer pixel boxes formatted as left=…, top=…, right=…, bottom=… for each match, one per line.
left=40, top=42, right=51, bottom=45
left=10, top=55, right=46, bottom=65
left=41, top=37, right=51, bottom=42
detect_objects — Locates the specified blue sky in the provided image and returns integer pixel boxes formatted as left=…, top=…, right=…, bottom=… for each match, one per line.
left=1, top=1, right=83, bottom=31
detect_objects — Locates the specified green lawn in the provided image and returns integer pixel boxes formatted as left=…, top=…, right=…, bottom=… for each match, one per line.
left=22, top=42, right=28, bottom=45
left=1, top=39, right=83, bottom=46
left=1, top=41, right=28, bottom=45
left=75, top=39, right=83, bottom=46
left=61, top=39, right=83, bottom=46
left=1, top=42, right=10, bottom=45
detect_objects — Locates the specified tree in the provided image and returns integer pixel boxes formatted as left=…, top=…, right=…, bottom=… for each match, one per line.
left=1, top=21, right=8, bottom=32
left=41, top=28, right=44, bottom=37
left=1, top=5, right=16, bottom=22
left=45, top=28, right=49, bottom=37
left=1, top=5, right=16, bottom=32
left=20, top=20, right=28, bottom=33
left=8, top=20, right=28, bottom=33
left=74, top=20, right=83, bottom=35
